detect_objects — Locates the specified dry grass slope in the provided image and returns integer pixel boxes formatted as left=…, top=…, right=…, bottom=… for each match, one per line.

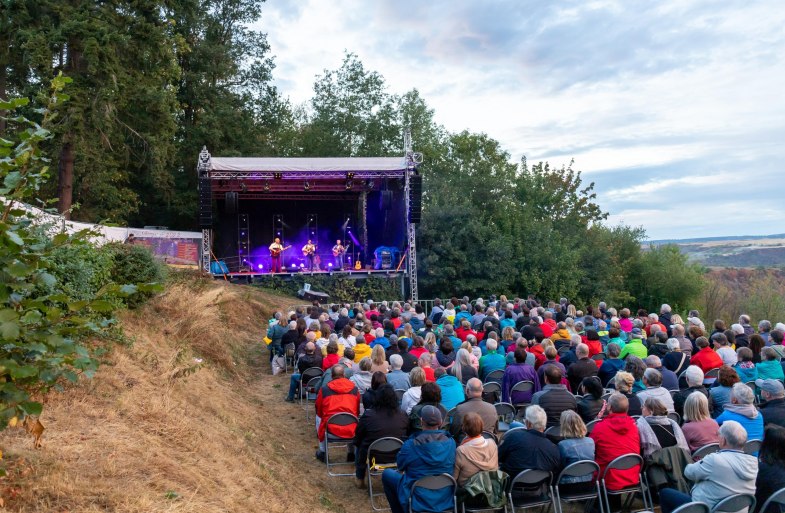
left=0, top=277, right=364, bottom=512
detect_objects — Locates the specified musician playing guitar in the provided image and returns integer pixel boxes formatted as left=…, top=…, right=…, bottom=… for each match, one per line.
left=302, top=239, right=317, bottom=271
left=268, top=237, right=290, bottom=273
left=332, top=239, right=349, bottom=270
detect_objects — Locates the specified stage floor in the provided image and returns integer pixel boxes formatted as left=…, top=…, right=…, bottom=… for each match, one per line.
left=213, top=269, right=406, bottom=283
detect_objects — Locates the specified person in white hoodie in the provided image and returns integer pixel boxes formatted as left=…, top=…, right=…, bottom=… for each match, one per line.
left=659, top=420, right=758, bottom=513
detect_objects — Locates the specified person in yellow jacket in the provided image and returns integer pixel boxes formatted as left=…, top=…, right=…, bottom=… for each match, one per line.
left=354, top=339, right=372, bottom=363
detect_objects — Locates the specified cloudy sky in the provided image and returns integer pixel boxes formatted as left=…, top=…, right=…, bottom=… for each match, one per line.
left=256, top=0, right=785, bottom=240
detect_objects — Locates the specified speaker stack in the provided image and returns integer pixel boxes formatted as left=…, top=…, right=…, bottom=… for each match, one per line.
left=408, top=174, right=422, bottom=223
left=198, top=178, right=212, bottom=228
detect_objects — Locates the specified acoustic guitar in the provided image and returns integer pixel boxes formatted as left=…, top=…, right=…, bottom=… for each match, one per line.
left=269, top=245, right=291, bottom=257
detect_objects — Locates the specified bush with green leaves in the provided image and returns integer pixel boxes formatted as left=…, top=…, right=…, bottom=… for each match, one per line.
left=104, top=243, right=166, bottom=307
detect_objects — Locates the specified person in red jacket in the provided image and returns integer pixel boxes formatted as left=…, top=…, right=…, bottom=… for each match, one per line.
left=689, top=337, right=723, bottom=374
left=584, top=329, right=603, bottom=360
left=590, top=393, right=641, bottom=493
left=455, top=320, right=478, bottom=342
left=315, top=364, right=361, bottom=462
left=322, top=339, right=341, bottom=370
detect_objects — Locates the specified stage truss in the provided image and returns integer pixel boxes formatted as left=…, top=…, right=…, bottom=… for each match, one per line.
left=197, top=141, right=422, bottom=300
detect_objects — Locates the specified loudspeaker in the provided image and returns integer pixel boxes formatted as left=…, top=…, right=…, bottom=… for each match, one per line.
left=408, top=174, right=422, bottom=223
left=225, top=191, right=238, bottom=215
left=198, top=178, right=212, bottom=228
left=379, top=190, right=393, bottom=210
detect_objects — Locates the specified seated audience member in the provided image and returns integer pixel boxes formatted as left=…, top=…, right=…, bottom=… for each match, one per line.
left=321, top=339, right=341, bottom=370
left=451, top=378, right=498, bottom=437
left=435, top=367, right=465, bottom=411
left=537, top=345, right=567, bottom=385
left=401, top=367, right=426, bottom=415
left=598, top=342, right=624, bottom=386
left=625, top=356, right=647, bottom=393
left=386, top=354, right=411, bottom=391
left=354, top=384, right=409, bottom=488
left=435, top=337, right=456, bottom=369
left=672, top=366, right=709, bottom=418
left=637, top=397, right=689, bottom=457
left=502, top=347, right=540, bottom=405
left=757, top=347, right=785, bottom=381
left=363, top=371, right=388, bottom=410
left=450, top=348, right=478, bottom=385
left=619, top=328, right=647, bottom=359
left=557, top=410, right=595, bottom=486
left=658, top=421, right=758, bottom=513
left=681, top=392, right=720, bottom=452
left=532, top=365, right=578, bottom=427
left=756, top=425, right=785, bottom=513
left=613, top=371, right=643, bottom=417
left=645, top=355, right=679, bottom=391
left=590, top=393, right=642, bottom=492
left=370, top=345, right=390, bottom=374
left=354, top=335, right=372, bottom=362
left=498, top=405, right=560, bottom=478
left=350, top=357, right=374, bottom=395
left=567, top=343, right=598, bottom=393
left=453, top=412, right=498, bottom=487
left=409, top=381, right=448, bottom=433
left=398, top=339, right=418, bottom=372
left=576, top=376, right=604, bottom=423
left=315, top=365, right=361, bottom=462
left=584, top=328, right=603, bottom=357
left=709, top=365, right=740, bottom=417
left=733, top=347, right=758, bottom=384
left=382, top=405, right=456, bottom=513
left=662, top=338, right=691, bottom=375
left=409, top=336, right=428, bottom=360
left=716, top=382, right=764, bottom=441
left=284, top=341, right=323, bottom=402
left=712, top=333, right=738, bottom=367
left=758, top=378, right=785, bottom=428
left=637, top=368, right=675, bottom=413
left=690, top=336, right=723, bottom=374
left=478, top=339, right=506, bottom=381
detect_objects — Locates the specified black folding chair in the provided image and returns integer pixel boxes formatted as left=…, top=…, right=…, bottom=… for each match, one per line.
left=304, top=376, right=323, bottom=421
left=691, top=443, right=720, bottom=461
left=586, top=419, right=600, bottom=435
left=600, top=453, right=650, bottom=513
left=710, top=494, right=756, bottom=513
left=367, top=437, right=404, bottom=511
left=671, top=502, right=710, bottom=513
left=494, top=402, right=516, bottom=433
left=553, top=460, right=602, bottom=513
left=508, top=469, right=555, bottom=513
left=299, top=367, right=324, bottom=406
left=758, top=486, right=785, bottom=513
left=667, top=412, right=682, bottom=425
left=483, top=382, right=502, bottom=404
left=324, top=412, right=359, bottom=477
left=510, top=380, right=535, bottom=414
left=409, top=473, right=458, bottom=513
left=592, top=353, right=607, bottom=362
left=395, top=388, right=406, bottom=405
left=461, top=470, right=510, bottom=513
left=484, top=369, right=505, bottom=384
left=284, top=342, right=296, bottom=373
left=743, top=439, right=762, bottom=455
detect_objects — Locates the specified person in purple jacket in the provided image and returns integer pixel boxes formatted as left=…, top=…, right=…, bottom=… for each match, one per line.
left=502, top=346, right=541, bottom=404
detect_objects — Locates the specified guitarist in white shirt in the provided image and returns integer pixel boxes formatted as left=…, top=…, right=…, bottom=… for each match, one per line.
left=302, top=239, right=317, bottom=271
left=332, top=239, right=348, bottom=270
left=268, top=237, right=287, bottom=273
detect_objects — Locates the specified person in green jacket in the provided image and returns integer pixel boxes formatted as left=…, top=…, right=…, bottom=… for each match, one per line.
left=756, top=347, right=785, bottom=381
left=620, top=328, right=648, bottom=360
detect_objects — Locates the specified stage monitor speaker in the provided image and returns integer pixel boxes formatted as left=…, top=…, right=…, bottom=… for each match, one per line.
left=408, top=174, right=423, bottom=223
left=297, top=288, right=330, bottom=302
left=379, top=190, right=393, bottom=210
left=225, top=191, right=238, bottom=215
left=198, top=178, right=212, bottom=228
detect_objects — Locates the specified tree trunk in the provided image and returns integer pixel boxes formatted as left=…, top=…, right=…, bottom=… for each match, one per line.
left=0, top=64, right=6, bottom=136
left=57, top=141, right=74, bottom=219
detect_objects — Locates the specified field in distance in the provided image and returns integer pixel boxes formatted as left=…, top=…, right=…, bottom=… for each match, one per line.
left=647, top=233, right=785, bottom=268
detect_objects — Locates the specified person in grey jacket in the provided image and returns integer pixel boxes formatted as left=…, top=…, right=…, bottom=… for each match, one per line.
left=637, top=368, right=675, bottom=413
left=659, top=420, right=758, bottom=513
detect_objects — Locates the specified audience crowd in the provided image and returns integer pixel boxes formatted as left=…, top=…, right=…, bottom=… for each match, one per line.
left=267, top=296, right=785, bottom=513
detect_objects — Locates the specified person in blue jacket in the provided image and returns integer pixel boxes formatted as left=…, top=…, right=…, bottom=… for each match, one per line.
left=716, top=382, right=764, bottom=447
left=382, top=405, right=457, bottom=513
left=435, top=367, right=466, bottom=410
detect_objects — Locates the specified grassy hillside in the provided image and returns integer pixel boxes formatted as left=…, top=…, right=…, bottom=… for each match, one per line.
left=0, top=275, right=362, bottom=512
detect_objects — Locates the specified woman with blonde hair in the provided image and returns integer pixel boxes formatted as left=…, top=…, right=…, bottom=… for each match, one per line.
left=500, top=326, right=515, bottom=351
left=681, top=392, right=720, bottom=452
left=401, top=367, right=426, bottom=414
left=557, top=410, right=595, bottom=484
left=460, top=341, right=480, bottom=370
left=613, top=371, right=642, bottom=416
left=370, top=344, right=389, bottom=374
left=450, top=348, right=478, bottom=385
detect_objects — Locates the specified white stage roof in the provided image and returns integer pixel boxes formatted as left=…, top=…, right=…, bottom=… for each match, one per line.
left=209, top=157, right=408, bottom=172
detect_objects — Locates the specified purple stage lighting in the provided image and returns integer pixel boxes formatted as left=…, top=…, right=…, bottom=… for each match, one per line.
left=291, top=263, right=296, bottom=268
left=299, top=263, right=305, bottom=268
left=328, top=263, right=333, bottom=267
left=257, top=264, right=263, bottom=270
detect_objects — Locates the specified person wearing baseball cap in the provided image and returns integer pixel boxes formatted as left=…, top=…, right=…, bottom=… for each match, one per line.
left=382, top=405, right=456, bottom=513
left=757, top=378, right=785, bottom=428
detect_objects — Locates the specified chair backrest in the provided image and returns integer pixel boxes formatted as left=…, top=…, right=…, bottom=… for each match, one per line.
left=544, top=425, right=561, bottom=438
left=671, top=502, right=711, bottom=513
left=501, top=426, right=526, bottom=442
left=668, top=412, right=682, bottom=425
left=510, top=469, right=552, bottom=490
left=678, top=371, right=689, bottom=389
left=301, top=366, right=324, bottom=383
left=326, top=412, right=358, bottom=432
left=691, top=443, right=720, bottom=460
left=705, top=368, right=720, bottom=379
left=481, top=430, right=499, bottom=444
left=592, top=353, right=606, bottom=361
left=409, top=473, right=457, bottom=512
left=558, top=346, right=571, bottom=355
left=306, top=376, right=323, bottom=397
left=758, top=486, right=785, bottom=513
left=601, top=453, right=643, bottom=483
left=494, top=402, right=516, bottom=422
left=285, top=343, right=296, bottom=357
left=483, top=382, right=502, bottom=394
left=586, top=419, right=599, bottom=434
left=367, top=437, right=403, bottom=464
left=743, top=439, right=762, bottom=455
left=485, top=369, right=505, bottom=383
left=395, top=389, right=406, bottom=404
left=556, top=460, right=599, bottom=484
left=711, top=493, right=756, bottom=513
left=511, top=380, right=534, bottom=393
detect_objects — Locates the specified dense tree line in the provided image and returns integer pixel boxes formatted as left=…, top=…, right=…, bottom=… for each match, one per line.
left=0, top=2, right=704, bottom=307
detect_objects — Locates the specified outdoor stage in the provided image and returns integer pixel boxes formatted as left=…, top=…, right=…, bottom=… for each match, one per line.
left=197, top=132, right=423, bottom=299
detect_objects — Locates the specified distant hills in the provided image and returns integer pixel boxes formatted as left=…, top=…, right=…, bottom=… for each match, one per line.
left=645, top=234, right=785, bottom=268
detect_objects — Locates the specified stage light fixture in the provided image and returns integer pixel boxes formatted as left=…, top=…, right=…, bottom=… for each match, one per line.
left=291, top=263, right=296, bottom=268
left=257, top=264, right=263, bottom=270
left=264, top=181, right=270, bottom=192
left=328, top=263, right=333, bottom=267
left=274, top=172, right=282, bottom=180
left=277, top=231, right=281, bottom=235
left=346, top=172, right=355, bottom=179
left=304, top=181, right=310, bottom=191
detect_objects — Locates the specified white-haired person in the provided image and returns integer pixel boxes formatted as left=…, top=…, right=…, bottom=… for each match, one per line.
left=659, top=420, right=757, bottom=513
left=672, top=365, right=709, bottom=418
left=637, top=368, right=675, bottom=413
left=716, top=382, right=764, bottom=442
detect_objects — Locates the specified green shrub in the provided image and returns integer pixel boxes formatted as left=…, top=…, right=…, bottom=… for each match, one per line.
left=48, top=243, right=114, bottom=301
left=105, top=243, right=167, bottom=307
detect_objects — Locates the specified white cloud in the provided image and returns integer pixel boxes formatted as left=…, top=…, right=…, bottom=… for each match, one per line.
left=257, top=0, right=785, bottom=239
